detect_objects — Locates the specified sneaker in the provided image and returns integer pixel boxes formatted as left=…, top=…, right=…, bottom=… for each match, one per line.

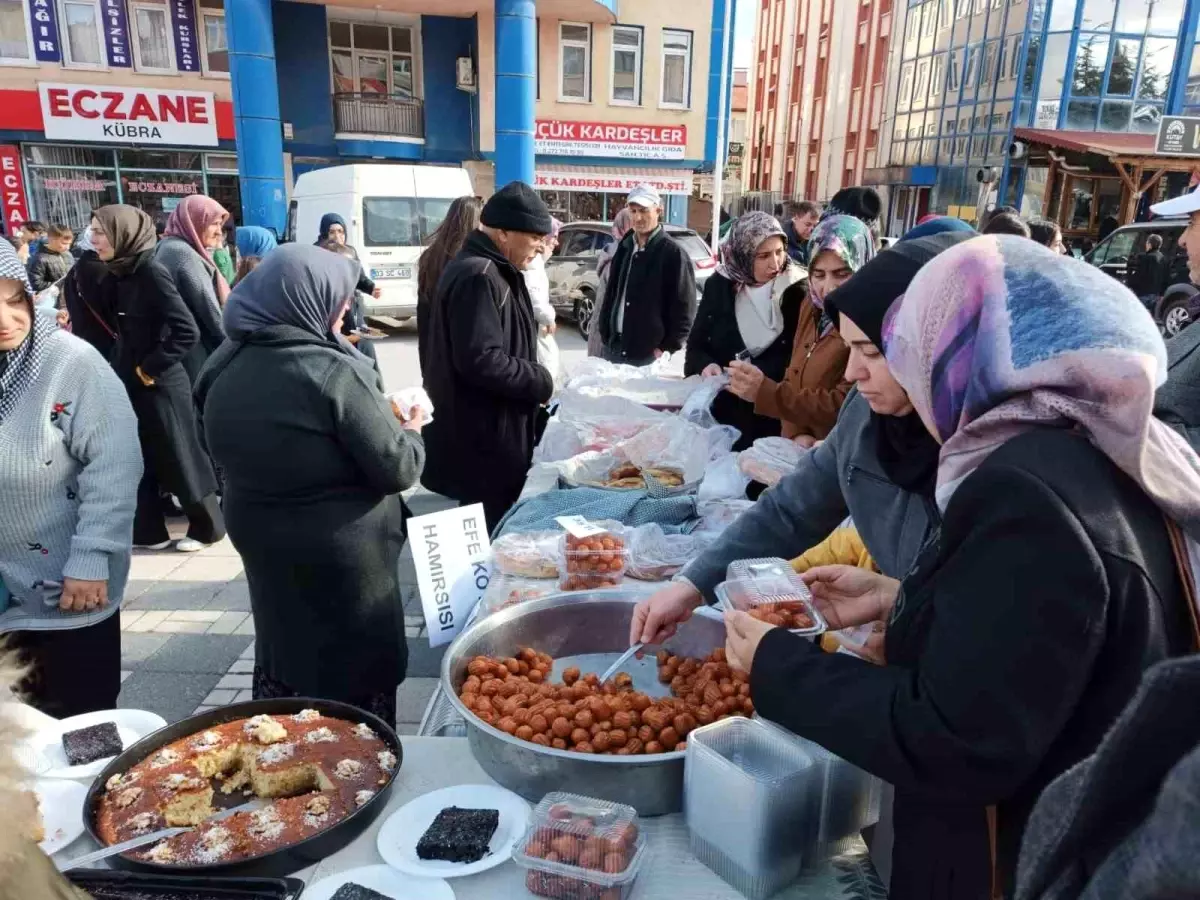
left=133, top=540, right=172, bottom=551
left=176, top=538, right=207, bottom=553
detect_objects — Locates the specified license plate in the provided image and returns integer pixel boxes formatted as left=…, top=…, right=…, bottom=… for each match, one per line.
left=371, top=266, right=411, bottom=280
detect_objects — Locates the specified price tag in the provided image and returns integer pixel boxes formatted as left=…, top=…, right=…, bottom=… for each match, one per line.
left=554, top=515, right=608, bottom=539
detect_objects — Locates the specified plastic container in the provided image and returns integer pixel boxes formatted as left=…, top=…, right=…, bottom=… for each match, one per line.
left=726, top=557, right=796, bottom=581
left=513, top=791, right=647, bottom=900
left=685, top=717, right=824, bottom=899
left=714, top=569, right=827, bottom=638
left=558, top=523, right=630, bottom=592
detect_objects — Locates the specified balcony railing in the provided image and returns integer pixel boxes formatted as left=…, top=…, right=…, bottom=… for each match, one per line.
left=332, top=94, right=425, bottom=139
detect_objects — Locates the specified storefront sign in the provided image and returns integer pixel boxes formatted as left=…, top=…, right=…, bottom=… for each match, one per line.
left=535, top=120, right=688, bottom=161
left=100, top=0, right=132, bottom=68
left=39, top=83, right=218, bottom=146
left=0, top=146, right=30, bottom=232
left=29, top=0, right=61, bottom=62
left=169, top=0, right=200, bottom=73
left=122, top=177, right=199, bottom=195
left=410, top=504, right=492, bottom=648
left=1156, top=116, right=1200, bottom=156
left=535, top=171, right=693, bottom=195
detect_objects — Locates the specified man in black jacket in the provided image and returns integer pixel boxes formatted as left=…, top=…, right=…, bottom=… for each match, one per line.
left=420, top=181, right=555, bottom=531
left=596, top=184, right=695, bottom=365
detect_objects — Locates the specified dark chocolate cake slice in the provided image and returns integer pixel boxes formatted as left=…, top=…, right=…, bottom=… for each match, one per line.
left=330, top=884, right=393, bottom=900
left=61, top=722, right=123, bottom=766
left=415, top=806, right=499, bottom=863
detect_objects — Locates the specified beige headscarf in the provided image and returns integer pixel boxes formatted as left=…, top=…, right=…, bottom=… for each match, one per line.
left=92, top=204, right=157, bottom=276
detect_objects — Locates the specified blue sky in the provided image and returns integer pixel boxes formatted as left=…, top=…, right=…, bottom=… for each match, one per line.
left=733, top=0, right=756, bottom=67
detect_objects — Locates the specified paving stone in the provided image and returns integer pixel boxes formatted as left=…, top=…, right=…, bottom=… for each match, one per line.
left=215, top=673, right=253, bottom=690
left=120, top=632, right=170, bottom=665
left=119, top=671, right=217, bottom=724
left=205, top=580, right=252, bottom=612
left=227, top=658, right=255, bottom=674
left=199, top=537, right=241, bottom=558
left=166, top=610, right=223, bottom=622
left=233, top=689, right=254, bottom=703
left=140, top=634, right=254, bottom=674
left=120, top=670, right=133, bottom=683
left=163, top=556, right=244, bottom=582
left=233, top=617, right=256, bottom=636
left=203, top=688, right=238, bottom=706
left=396, top=677, right=438, bottom=724
left=404, top=638, right=447, bottom=679
left=238, top=640, right=256, bottom=659
left=152, top=620, right=211, bottom=634
left=193, top=705, right=217, bottom=715
left=120, top=611, right=145, bottom=631
left=122, top=611, right=171, bottom=634
left=404, top=625, right=422, bottom=638
left=128, top=554, right=188, bottom=580
left=206, top=612, right=250, bottom=635
left=403, top=615, right=424, bottom=628
left=396, top=724, right=419, bottom=736
left=125, top=581, right=223, bottom=611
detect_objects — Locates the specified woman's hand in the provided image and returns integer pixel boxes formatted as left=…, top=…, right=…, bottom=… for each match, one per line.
left=400, top=404, right=428, bottom=433
left=60, top=578, right=108, bottom=613
left=701, top=363, right=723, bottom=378
left=725, top=609, right=778, bottom=674
left=800, top=565, right=900, bottom=631
left=135, top=366, right=155, bottom=387
left=792, top=434, right=819, bottom=449
left=56, top=309, right=70, bottom=327
left=726, top=360, right=765, bottom=401
left=630, top=581, right=704, bottom=647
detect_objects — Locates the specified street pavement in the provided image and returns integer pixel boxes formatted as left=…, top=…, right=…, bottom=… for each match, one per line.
left=116, top=324, right=589, bottom=734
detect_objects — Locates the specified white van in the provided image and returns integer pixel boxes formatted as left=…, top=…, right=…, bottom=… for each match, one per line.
left=286, top=163, right=474, bottom=321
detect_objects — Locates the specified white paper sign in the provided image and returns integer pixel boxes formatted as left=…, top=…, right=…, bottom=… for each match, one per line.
left=554, top=515, right=606, bottom=539
left=410, top=504, right=492, bottom=647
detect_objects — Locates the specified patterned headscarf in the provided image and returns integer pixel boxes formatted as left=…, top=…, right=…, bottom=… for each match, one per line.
left=883, top=234, right=1200, bottom=548
left=165, top=195, right=231, bottom=303
left=805, top=215, right=876, bottom=310
left=0, top=238, right=57, bottom=423
left=717, top=211, right=788, bottom=286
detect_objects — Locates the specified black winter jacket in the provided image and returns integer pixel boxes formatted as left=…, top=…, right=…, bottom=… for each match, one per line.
left=596, top=228, right=694, bottom=360
left=61, top=250, right=118, bottom=360
left=112, top=249, right=200, bottom=380
left=685, top=271, right=804, bottom=448
left=420, top=231, right=554, bottom=508
left=26, top=248, right=71, bottom=292
left=751, top=428, right=1192, bottom=900
left=1154, top=325, right=1200, bottom=450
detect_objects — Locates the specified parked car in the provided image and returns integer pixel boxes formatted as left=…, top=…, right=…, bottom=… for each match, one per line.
left=547, top=221, right=717, bottom=336
left=1085, top=217, right=1198, bottom=335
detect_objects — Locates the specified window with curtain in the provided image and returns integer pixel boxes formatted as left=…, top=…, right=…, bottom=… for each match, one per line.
left=0, top=0, right=31, bottom=61
left=328, top=20, right=417, bottom=98
left=611, top=25, right=642, bottom=104
left=199, top=0, right=227, bottom=74
left=661, top=29, right=692, bottom=108
left=61, top=0, right=103, bottom=66
left=559, top=23, right=591, bottom=100
left=131, top=0, right=173, bottom=71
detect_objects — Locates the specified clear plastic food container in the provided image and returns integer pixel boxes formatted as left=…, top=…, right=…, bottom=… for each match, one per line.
left=713, top=570, right=826, bottom=637
left=684, top=717, right=824, bottom=900
left=726, top=557, right=796, bottom=580
left=513, top=791, right=647, bottom=900
left=557, top=523, right=630, bottom=592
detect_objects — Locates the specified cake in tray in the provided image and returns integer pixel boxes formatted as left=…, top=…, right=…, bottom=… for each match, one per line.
left=94, top=710, right=397, bottom=866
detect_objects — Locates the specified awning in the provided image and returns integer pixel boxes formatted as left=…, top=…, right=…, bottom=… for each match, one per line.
left=1012, top=128, right=1156, bottom=158
left=534, top=166, right=693, bottom=196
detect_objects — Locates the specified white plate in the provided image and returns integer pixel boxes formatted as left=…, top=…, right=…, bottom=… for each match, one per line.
left=376, top=784, right=531, bottom=879
left=303, top=864, right=455, bottom=900
left=33, top=778, right=87, bottom=855
left=22, top=709, right=167, bottom=780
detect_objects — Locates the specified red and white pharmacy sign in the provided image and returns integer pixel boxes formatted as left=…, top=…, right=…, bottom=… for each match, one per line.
left=535, top=120, right=687, bottom=160
left=0, top=145, right=30, bottom=233
left=38, top=83, right=218, bottom=146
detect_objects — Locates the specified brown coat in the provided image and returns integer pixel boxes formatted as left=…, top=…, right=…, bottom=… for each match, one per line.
left=753, top=297, right=849, bottom=440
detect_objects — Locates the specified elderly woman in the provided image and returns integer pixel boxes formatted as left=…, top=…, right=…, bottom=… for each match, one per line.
left=195, top=244, right=426, bottom=725
left=726, top=215, right=874, bottom=445
left=685, top=211, right=806, bottom=449
left=718, top=236, right=1197, bottom=898
left=0, top=239, right=140, bottom=719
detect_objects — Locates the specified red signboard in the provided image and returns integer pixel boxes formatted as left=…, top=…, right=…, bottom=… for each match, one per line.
left=535, top=119, right=688, bottom=160
left=0, top=145, right=30, bottom=233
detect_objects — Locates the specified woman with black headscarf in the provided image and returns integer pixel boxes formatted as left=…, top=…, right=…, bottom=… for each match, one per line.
left=92, top=204, right=225, bottom=553
left=195, top=244, right=426, bottom=725
left=317, top=212, right=379, bottom=300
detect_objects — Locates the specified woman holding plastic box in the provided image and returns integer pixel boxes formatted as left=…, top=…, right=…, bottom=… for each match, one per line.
left=641, top=236, right=1200, bottom=899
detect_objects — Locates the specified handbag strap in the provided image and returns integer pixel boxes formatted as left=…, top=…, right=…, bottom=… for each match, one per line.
left=1164, top=517, right=1200, bottom=651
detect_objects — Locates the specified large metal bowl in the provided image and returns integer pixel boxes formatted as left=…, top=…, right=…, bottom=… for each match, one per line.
left=441, top=591, right=726, bottom=816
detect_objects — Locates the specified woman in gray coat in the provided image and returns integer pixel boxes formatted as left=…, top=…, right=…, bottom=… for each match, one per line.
left=195, top=244, right=426, bottom=725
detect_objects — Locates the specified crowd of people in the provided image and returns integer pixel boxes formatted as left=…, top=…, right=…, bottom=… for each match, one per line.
left=3, top=174, right=1200, bottom=899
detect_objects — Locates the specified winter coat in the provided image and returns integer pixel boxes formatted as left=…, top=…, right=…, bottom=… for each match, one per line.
left=685, top=270, right=804, bottom=449
left=153, top=236, right=226, bottom=381
left=1154, top=325, right=1200, bottom=450
left=25, top=249, right=71, bottom=293
left=60, top=250, right=118, bottom=360
left=595, top=228, right=695, bottom=362
left=750, top=427, right=1194, bottom=900
left=420, top=231, right=554, bottom=510
left=195, top=325, right=425, bottom=704
left=783, top=219, right=809, bottom=265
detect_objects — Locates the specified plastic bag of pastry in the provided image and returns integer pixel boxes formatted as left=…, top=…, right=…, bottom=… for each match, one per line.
left=478, top=573, right=558, bottom=618
left=491, top=531, right=561, bottom=579
left=627, top=524, right=703, bottom=581
left=697, top=453, right=752, bottom=502
left=386, top=386, right=435, bottom=424
left=619, top=418, right=710, bottom=485
left=738, top=436, right=805, bottom=486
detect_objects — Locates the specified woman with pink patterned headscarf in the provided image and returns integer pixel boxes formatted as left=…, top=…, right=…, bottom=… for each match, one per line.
left=153, top=195, right=230, bottom=381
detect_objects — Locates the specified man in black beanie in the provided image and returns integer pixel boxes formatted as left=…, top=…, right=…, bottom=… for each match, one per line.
left=420, top=181, right=555, bottom=530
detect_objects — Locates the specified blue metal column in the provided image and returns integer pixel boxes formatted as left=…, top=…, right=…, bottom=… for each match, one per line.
left=1168, top=0, right=1200, bottom=113
left=226, top=0, right=286, bottom=234
left=495, top=0, right=536, bottom=187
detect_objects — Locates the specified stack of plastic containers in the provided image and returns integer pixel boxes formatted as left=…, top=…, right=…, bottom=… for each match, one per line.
left=557, top=521, right=630, bottom=592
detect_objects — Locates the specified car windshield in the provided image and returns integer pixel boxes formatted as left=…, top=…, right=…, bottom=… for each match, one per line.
left=672, top=232, right=712, bottom=261
left=362, top=197, right=454, bottom=247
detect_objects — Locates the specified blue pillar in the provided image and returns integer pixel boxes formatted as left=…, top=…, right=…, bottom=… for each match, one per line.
left=495, top=0, right=536, bottom=187
left=1168, top=0, right=1200, bottom=113
left=226, top=0, right=286, bottom=234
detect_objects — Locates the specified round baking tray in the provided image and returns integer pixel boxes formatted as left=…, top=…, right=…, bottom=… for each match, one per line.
left=82, top=697, right=402, bottom=877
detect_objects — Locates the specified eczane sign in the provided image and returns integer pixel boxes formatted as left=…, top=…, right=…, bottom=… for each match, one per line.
left=38, top=83, right=218, bottom=147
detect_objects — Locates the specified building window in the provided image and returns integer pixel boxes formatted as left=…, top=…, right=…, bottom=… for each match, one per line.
left=198, top=0, right=227, bottom=74
left=0, top=0, right=33, bottom=63
left=130, top=0, right=175, bottom=73
left=559, top=22, right=591, bottom=101
left=660, top=28, right=692, bottom=108
left=59, top=0, right=103, bottom=66
left=330, top=20, right=418, bottom=98
left=610, top=25, right=642, bottom=105
left=1138, top=37, right=1175, bottom=101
